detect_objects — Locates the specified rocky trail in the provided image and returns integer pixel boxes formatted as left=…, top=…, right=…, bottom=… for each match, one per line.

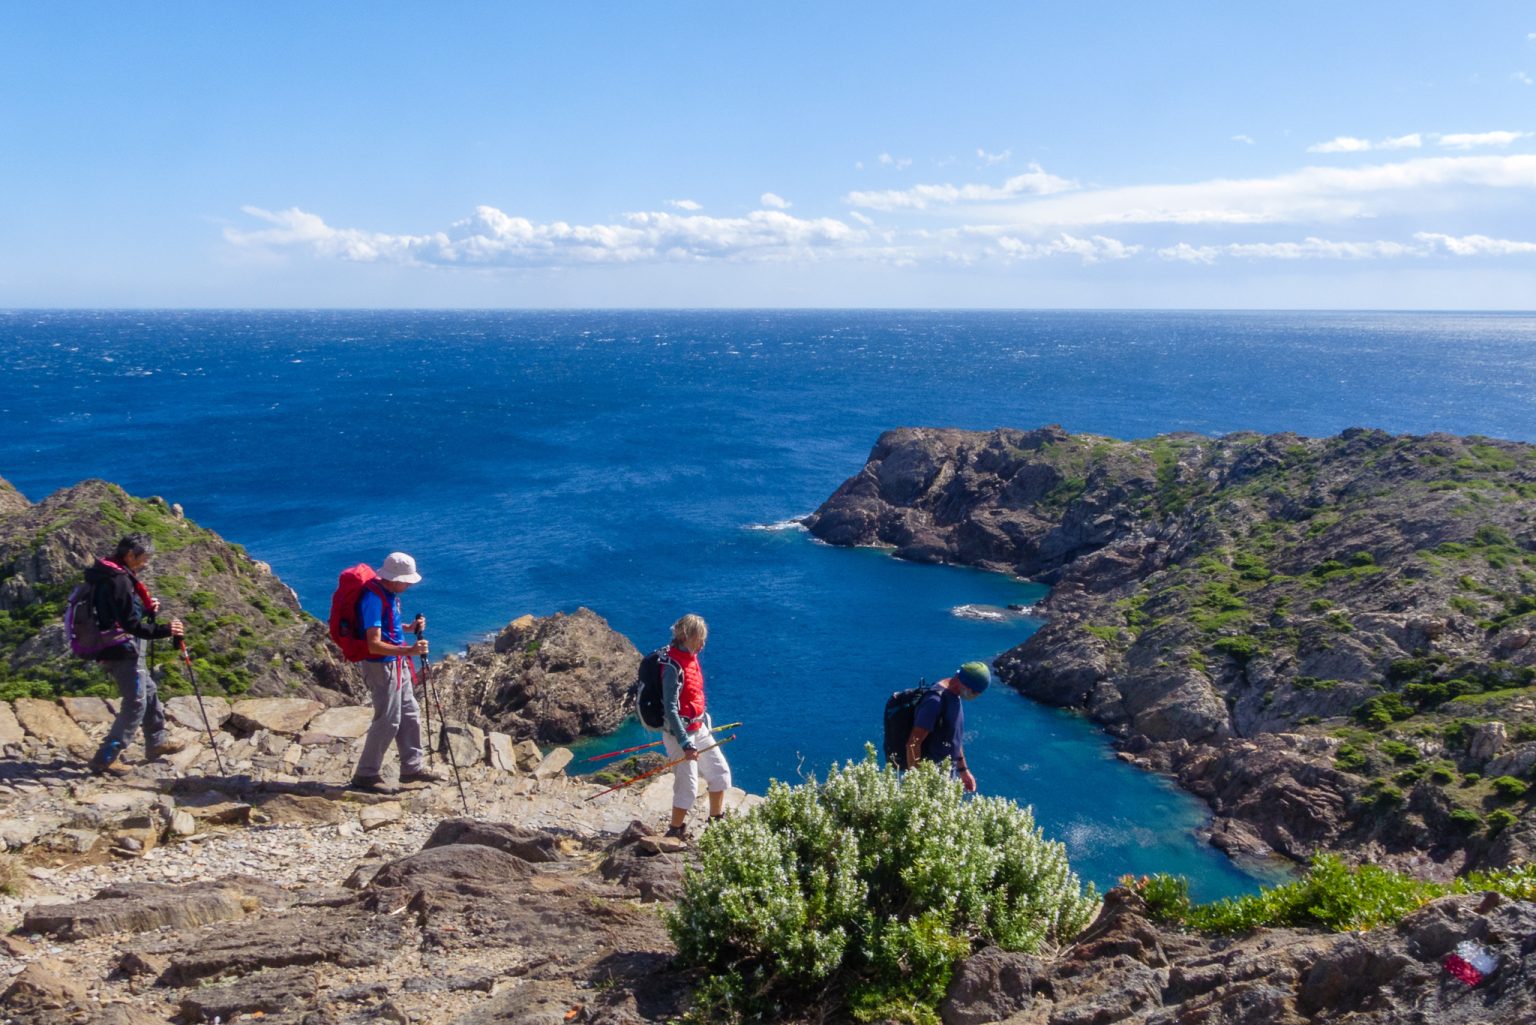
left=0, top=693, right=753, bottom=1025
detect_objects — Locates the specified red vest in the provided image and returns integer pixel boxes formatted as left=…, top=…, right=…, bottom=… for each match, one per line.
left=668, top=645, right=706, bottom=724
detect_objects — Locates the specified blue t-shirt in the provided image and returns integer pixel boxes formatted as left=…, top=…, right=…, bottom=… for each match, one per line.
left=358, top=586, right=403, bottom=663
left=912, top=686, right=965, bottom=767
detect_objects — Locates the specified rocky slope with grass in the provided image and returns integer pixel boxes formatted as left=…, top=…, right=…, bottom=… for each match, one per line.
left=0, top=476, right=358, bottom=706
left=807, top=425, right=1536, bottom=874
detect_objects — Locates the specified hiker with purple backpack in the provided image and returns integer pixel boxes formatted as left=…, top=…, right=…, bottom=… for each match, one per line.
left=70, top=534, right=188, bottom=776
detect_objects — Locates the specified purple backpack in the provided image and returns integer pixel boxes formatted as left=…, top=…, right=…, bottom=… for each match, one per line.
left=63, top=582, right=133, bottom=658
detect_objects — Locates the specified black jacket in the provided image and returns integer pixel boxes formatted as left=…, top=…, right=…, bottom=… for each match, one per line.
left=83, top=559, right=171, bottom=660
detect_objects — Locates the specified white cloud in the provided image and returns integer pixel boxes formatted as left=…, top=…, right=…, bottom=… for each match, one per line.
left=970, top=154, right=1536, bottom=229
left=668, top=199, right=702, bottom=211
left=759, top=192, right=791, bottom=209
left=1157, top=232, right=1536, bottom=264
left=1437, top=130, right=1529, bottom=149
left=227, top=204, right=868, bottom=267
left=1157, top=237, right=1422, bottom=262
left=878, top=152, right=913, bottom=170
left=1159, top=243, right=1220, bottom=264
left=848, top=210, right=875, bottom=227
left=1307, top=133, right=1421, bottom=153
left=977, top=147, right=1011, bottom=165
left=1224, top=238, right=1422, bottom=259
left=1415, top=232, right=1536, bottom=255
left=1232, top=134, right=1255, bottom=145
left=844, top=163, right=1078, bottom=210
left=1308, top=136, right=1373, bottom=153
left=1514, top=72, right=1534, bottom=86
left=995, top=233, right=1140, bottom=264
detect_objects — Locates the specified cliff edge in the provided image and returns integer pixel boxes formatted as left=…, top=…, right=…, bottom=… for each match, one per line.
left=807, top=426, right=1536, bottom=873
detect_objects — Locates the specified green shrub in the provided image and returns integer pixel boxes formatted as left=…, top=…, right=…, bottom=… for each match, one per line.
left=1378, top=739, right=1419, bottom=764
left=1515, top=723, right=1536, bottom=743
left=667, top=753, right=1099, bottom=1024
left=1355, top=693, right=1414, bottom=728
left=1212, top=635, right=1262, bottom=663
left=1364, top=782, right=1405, bottom=810
left=1429, top=766, right=1457, bottom=785
left=1126, top=873, right=1191, bottom=922
left=1334, top=744, right=1368, bottom=773
left=1486, top=809, right=1518, bottom=833
left=1132, top=858, right=1536, bottom=934
left=1448, top=809, right=1482, bottom=833
left=1463, top=773, right=1482, bottom=785
left=1491, top=776, right=1529, bottom=800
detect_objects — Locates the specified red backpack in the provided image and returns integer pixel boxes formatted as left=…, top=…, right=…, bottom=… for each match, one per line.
left=328, top=564, right=394, bottom=662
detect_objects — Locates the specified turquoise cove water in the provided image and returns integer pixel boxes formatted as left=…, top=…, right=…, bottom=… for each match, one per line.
left=4, top=309, right=1534, bottom=898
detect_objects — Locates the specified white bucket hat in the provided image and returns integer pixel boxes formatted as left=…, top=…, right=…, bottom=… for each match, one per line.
left=379, top=551, right=422, bottom=584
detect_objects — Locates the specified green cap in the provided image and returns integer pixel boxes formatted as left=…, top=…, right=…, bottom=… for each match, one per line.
left=957, top=661, right=991, bottom=694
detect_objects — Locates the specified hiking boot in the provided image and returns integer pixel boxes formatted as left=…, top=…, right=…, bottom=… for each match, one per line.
left=347, top=776, right=398, bottom=795
left=90, top=760, right=132, bottom=779
left=399, top=769, right=447, bottom=785
left=147, top=738, right=187, bottom=759
left=663, top=824, right=689, bottom=842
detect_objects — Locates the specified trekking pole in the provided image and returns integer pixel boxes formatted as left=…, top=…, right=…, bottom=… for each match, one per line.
left=583, top=734, right=738, bottom=802
left=583, top=722, right=744, bottom=763
left=175, top=638, right=228, bottom=776
left=415, top=624, right=471, bottom=816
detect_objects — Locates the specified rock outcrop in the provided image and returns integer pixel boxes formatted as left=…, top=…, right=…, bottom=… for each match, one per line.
left=809, top=427, right=1536, bottom=871
left=0, top=475, right=357, bottom=705
left=435, top=608, right=641, bottom=744
left=938, top=887, right=1536, bottom=1025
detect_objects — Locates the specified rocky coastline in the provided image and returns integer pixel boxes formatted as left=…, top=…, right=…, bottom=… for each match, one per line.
left=4, top=464, right=1536, bottom=1023
left=806, top=425, right=1536, bottom=875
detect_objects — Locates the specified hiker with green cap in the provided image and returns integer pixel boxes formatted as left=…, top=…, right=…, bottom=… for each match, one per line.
left=904, top=661, right=991, bottom=793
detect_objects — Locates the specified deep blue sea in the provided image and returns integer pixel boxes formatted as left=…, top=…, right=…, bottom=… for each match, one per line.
left=5, top=310, right=1535, bottom=899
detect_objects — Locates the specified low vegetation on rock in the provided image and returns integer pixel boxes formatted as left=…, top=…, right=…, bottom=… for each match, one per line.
left=667, top=753, right=1098, bottom=1024
left=1128, top=854, right=1536, bottom=933
left=0, top=477, right=355, bottom=704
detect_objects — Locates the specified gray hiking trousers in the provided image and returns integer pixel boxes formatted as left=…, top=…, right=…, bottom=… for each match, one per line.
left=93, top=640, right=168, bottom=767
left=353, top=657, right=425, bottom=780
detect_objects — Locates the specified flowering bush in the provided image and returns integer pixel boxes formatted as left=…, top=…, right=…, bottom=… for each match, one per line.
left=666, top=751, right=1099, bottom=1023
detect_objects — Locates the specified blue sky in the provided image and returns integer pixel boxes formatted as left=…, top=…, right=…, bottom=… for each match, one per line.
left=2, top=2, right=1534, bottom=308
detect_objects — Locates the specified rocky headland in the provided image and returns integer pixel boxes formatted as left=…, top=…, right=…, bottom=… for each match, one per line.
left=0, top=478, right=356, bottom=706
left=807, top=426, right=1536, bottom=875
left=5, top=465, right=1536, bottom=1023
left=433, top=609, right=641, bottom=746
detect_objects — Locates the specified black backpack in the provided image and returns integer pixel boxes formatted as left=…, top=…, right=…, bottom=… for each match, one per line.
left=882, top=680, right=945, bottom=768
left=633, top=647, right=679, bottom=730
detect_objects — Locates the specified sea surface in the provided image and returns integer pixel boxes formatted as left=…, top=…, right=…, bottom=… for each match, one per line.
left=5, top=309, right=1536, bottom=899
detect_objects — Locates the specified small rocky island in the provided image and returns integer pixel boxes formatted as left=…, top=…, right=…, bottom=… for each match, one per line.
left=807, top=425, right=1536, bottom=875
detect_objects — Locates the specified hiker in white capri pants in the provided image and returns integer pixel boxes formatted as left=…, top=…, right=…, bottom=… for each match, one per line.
left=658, top=613, right=732, bottom=841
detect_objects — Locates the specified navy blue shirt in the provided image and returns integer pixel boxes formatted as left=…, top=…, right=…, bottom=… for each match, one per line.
left=912, top=685, right=965, bottom=766
left=358, top=585, right=402, bottom=663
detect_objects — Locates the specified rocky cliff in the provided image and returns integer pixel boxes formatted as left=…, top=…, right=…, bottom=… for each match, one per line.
left=0, top=476, right=357, bottom=705
left=434, top=608, right=641, bottom=744
left=807, top=426, right=1536, bottom=872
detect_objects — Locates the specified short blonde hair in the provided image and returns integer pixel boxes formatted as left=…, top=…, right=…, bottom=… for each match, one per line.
left=671, top=613, right=708, bottom=650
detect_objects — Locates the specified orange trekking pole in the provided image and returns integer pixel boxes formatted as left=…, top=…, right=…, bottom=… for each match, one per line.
left=583, top=734, right=738, bottom=802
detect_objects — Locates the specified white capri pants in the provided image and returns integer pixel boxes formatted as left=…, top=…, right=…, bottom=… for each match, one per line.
left=662, top=713, right=733, bottom=811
